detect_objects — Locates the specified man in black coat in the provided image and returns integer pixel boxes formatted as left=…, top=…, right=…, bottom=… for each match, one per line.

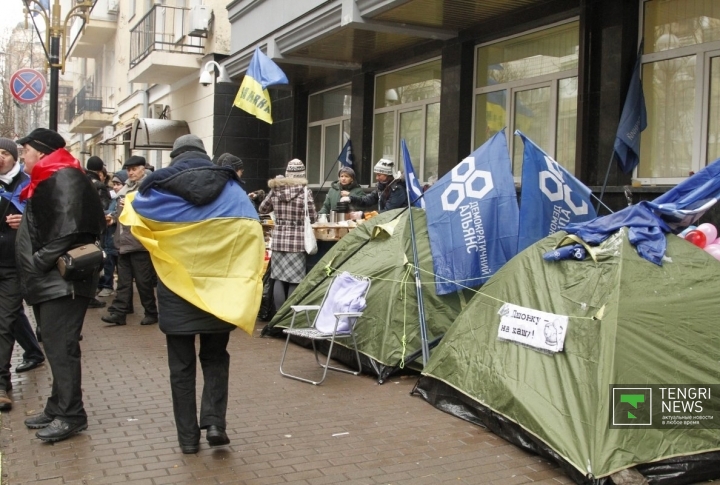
left=15, top=128, right=105, bottom=442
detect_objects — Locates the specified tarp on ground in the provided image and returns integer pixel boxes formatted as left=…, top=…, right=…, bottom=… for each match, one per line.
left=263, top=208, right=464, bottom=381
left=415, top=229, right=720, bottom=483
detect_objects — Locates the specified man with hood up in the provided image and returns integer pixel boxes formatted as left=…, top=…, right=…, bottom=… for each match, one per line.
left=121, top=134, right=264, bottom=454
left=15, top=128, right=105, bottom=442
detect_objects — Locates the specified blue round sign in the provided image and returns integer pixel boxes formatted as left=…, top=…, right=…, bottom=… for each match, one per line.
left=10, top=68, right=47, bottom=105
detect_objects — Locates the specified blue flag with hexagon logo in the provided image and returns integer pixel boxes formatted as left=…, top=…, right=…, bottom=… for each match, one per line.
left=516, top=130, right=597, bottom=253
left=425, top=131, right=519, bottom=295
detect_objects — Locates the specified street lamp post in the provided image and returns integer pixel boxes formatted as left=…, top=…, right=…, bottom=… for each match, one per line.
left=22, top=0, right=93, bottom=131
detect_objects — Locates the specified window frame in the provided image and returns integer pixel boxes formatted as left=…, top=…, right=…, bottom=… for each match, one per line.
left=372, top=57, right=442, bottom=183
left=471, top=18, right=580, bottom=179
left=306, top=83, right=352, bottom=188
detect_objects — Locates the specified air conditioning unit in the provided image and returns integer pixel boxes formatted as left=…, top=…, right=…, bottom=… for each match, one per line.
left=103, top=126, right=114, bottom=139
left=188, top=5, right=211, bottom=38
left=150, top=104, right=168, bottom=119
left=107, top=0, right=119, bottom=14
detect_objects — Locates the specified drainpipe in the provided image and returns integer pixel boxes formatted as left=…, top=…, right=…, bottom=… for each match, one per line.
left=142, top=83, right=150, bottom=161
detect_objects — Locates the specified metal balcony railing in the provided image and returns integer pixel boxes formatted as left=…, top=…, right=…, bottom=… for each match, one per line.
left=65, top=83, right=115, bottom=123
left=129, top=4, right=204, bottom=69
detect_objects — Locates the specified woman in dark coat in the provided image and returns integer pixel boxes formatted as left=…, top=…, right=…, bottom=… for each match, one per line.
left=130, top=135, right=264, bottom=454
left=258, top=159, right=317, bottom=310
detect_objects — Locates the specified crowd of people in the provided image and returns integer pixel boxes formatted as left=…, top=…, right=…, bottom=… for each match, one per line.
left=0, top=126, right=413, bottom=450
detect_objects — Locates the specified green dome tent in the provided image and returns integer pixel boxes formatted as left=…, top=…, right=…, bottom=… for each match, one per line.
left=415, top=229, right=720, bottom=483
left=263, top=208, right=464, bottom=382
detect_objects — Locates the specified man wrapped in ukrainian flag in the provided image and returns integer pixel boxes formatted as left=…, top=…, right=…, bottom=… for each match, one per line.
left=120, top=134, right=264, bottom=454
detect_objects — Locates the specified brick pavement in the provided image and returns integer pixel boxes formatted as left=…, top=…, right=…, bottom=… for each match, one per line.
left=0, top=299, right=573, bottom=485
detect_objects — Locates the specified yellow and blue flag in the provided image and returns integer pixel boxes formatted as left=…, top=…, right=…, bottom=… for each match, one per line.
left=233, top=47, right=289, bottom=124
left=120, top=182, right=265, bottom=336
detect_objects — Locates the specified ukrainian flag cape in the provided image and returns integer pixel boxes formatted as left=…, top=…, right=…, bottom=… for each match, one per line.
left=120, top=182, right=264, bottom=335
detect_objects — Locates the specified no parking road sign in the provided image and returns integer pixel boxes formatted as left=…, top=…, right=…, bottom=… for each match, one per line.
left=10, top=69, right=47, bottom=105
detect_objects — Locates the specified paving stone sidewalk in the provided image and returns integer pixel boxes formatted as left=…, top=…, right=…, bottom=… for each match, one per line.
left=0, top=302, right=572, bottom=485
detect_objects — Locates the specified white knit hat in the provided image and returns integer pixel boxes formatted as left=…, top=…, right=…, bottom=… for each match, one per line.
left=285, top=158, right=306, bottom=178
left=373, top=158, right=394, bottom=176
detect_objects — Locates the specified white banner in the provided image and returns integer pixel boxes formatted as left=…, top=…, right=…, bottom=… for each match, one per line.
left=497, top=303, right=568, bottom=353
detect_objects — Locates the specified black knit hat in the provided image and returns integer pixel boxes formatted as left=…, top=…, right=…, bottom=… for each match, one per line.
left=86, top=156, right=104, bottom=171
left=17, top=128, right=66, bottom=155
left=217, top=153, right=244, bottom=171
left=123, top=155, right=146, bottom=168
left=0, top=138, right=18, bottom=161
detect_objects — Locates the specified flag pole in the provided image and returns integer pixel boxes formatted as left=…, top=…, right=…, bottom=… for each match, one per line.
left=402, top=141, right=430, bottom=366
left=595, top=152, right=615, bottom=214
left=211, top=106, right=236, bottom=161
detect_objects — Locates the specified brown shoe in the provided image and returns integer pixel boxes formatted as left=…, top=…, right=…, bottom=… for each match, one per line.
left=0, top=389, right=13, bottom=411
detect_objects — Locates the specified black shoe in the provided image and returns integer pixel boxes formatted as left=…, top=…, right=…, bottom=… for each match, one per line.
left=16, top=359, right=45, bottom=373
left=206, top=425, right=230, bottom=447
left=140, top=315, right=158, bottom=326
left=24, top=412, right=54, bottom=429
left=180, top=443, right=199, bottom=454
left=35, top=419, right=87, bottom=442
left=101, top=313, right=126, bottom=325
left=88, top=298, right=106, bottom=309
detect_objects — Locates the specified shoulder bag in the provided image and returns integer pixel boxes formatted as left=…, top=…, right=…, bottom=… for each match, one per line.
left=57, top=242, right=104, bottom=281
left=303, top=186, right=318, bottom=255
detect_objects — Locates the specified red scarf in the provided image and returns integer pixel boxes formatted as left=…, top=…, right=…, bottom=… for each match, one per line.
left=20, top=148, right=84, bottom=201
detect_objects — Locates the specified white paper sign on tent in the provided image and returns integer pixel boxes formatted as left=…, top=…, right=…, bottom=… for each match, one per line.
left=496, top=303, right=568, bottom=353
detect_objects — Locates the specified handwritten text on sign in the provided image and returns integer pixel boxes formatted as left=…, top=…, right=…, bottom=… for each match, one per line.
left=497, top=303, right=568, bottom=353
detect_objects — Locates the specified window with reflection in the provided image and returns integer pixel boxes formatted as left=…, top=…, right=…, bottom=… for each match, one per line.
left=373, top=59, right=441, bottom=183
left=639, top=0, right=720, bottom=182
left=306, top=85, right=351, bottom=185
left=473, top=21, right=579, bottom=176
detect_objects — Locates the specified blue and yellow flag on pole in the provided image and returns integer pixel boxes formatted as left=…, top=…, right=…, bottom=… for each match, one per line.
left=233, top=47, right=289, bottom=124
left=120, top=182, right=265, bottom=336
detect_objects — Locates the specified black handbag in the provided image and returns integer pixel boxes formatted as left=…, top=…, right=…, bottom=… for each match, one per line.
left=57, top=243, right=104, bottom=281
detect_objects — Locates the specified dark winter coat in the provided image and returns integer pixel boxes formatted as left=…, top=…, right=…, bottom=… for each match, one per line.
left=15, top=151, right=106, bottom=305
left=319, top=179, right=365, bottom=214
left=86, top=170, right=111, bottom=210
left=258, top=177, right=317, bottom=253
left=113, top=172, right=148, bottom=254
left=140, top=152, right=239, bottom=335
left=349, top=177, right=408, bottom=213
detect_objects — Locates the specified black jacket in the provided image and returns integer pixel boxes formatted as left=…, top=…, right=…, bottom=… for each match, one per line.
left=0, top=170, right=28, bottom=268
left=142, top=152, right=237, bottom=335
left=350, top=178, right=408, bottom=213
left=87, top=171, right=111, bottom=210
left=16, top=165, right=105, bottom=305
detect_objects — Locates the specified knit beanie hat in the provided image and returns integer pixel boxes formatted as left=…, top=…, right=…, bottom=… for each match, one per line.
left=86, top=156, right=104, bottom=171
left=217, top=153, right=244, bottom=171
left=338, top=166, right=355, bottom=179
left=373, top=158, right=394, bottom=176
left=0, top=138, right=18, bottom=161
left=17, top=128, right=66, bottom=155
left=170, top=134, right=206, bottom=158
left=285, top=158, right=306, bottom=178
left=112, top=169, right=128, bottom=184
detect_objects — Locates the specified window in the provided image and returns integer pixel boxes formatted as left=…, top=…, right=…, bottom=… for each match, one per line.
left=373, top=59, right=441, bottom=183
left=639, top=0, right=720, bottom=183
left=306, top=85, right=351, bottom=185
left=473, top=21, right=579, bottom=177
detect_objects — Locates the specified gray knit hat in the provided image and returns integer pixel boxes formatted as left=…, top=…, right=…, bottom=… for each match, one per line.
left=0, top=137, right=18, bottom=161
left=217, top=153, right=244, bottom=171
left=170, top=134, right=206, bottom=158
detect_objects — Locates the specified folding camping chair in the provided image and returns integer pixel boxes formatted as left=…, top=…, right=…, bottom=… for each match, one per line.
left=279, top=272, right=371, bottom=385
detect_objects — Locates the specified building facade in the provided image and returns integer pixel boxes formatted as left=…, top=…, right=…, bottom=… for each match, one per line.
left=222, top=0, right=720, bottom=213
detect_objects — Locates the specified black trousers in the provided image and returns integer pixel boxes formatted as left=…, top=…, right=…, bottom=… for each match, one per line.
left=14, top=307, right=44, bottom=362
left=109, top=252, right=157, bottom=317
left=0, top=267, right=21, bottom=390
left=33, top=295, right=89, bottom=425
left=166, top=332, right=230, bottom=446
